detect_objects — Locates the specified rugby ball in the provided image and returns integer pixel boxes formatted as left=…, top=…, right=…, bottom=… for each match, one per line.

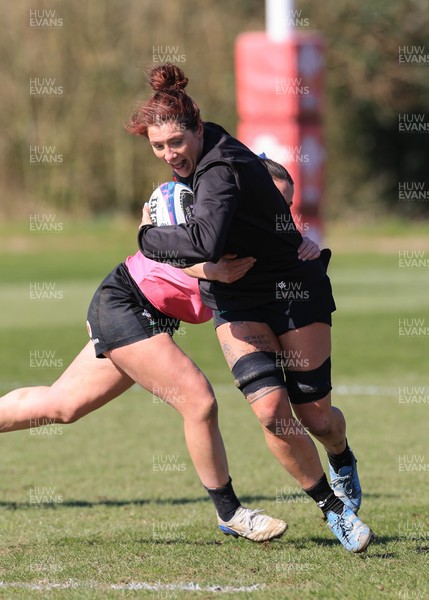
left=149, top=181, right=194, bottom=226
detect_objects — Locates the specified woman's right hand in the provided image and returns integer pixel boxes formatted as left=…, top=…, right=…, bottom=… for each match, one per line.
left=297, top=236, right=321, bottom=261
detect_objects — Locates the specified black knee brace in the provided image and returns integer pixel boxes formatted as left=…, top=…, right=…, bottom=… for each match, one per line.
left=231, top=352, right=286, bottom=397
left=286, top=357, right=332, bottom=404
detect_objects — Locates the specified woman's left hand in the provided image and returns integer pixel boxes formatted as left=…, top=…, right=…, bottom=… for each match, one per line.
left=139, top=203, right=152, bottom=228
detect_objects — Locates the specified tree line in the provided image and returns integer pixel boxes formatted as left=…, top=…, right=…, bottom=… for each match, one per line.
left=1, top=0, right=428, bottom=219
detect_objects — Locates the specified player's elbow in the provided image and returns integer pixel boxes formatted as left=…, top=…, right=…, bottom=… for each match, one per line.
left=194, top=236, right=224, bottom=263
left=197, top=247, right=221, bottom=263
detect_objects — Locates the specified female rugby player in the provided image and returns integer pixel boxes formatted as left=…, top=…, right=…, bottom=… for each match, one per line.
left=0, top=247, right=286, bottom=542
left=133, top=63, right=374, bottom=553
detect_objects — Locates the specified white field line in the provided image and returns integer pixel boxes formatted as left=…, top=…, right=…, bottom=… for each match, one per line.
left=0, top=382, right=404, bottom=397
left=333, top=384, right=399, bottom=397
left=214, top=383, right=399, bottom=397
left=0, top=580, right=264, bottom=593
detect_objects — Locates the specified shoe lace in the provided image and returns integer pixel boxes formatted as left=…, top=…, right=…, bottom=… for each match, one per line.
left=236, top=508, right=265, bottom=531
left=333, top=512, right=354, bottom=542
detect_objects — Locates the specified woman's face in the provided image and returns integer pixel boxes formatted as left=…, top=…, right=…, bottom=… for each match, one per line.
left=148, top=121, right=204, bottom=179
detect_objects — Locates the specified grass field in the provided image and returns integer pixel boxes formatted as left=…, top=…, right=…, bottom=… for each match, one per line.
left=0, top=218, right=429, bottom=599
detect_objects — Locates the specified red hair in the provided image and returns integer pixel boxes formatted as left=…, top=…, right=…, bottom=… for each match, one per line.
left=126, top=64, right=201, bottom=137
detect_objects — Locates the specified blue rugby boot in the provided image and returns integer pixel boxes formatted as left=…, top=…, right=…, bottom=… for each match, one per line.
left=326, top=505, right=374, bottom=553
left=329, top=450, right=362, bottom=513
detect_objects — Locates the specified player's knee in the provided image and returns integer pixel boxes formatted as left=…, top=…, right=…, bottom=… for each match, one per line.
left=197, top=394, right=219, bottom=422
left=254, top=404, right=306, bottom=437
left=45, top=390, right=86, bottom=424
left=286, top=357, right=332, bottom=405
left=301, top=414, right=331, bottom=437
left=255, top=407, right=283, bottom=434
left=302, top=405, right=345, bottom=438
left=181, top=384, right=218, bottom=423
left=53, top=405, right=82, bottom=424
left=246, top=389, right=291, bottom=434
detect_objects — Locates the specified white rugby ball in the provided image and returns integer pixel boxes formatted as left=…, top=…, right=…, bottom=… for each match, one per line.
left=149, top=181, right=194, bottom=226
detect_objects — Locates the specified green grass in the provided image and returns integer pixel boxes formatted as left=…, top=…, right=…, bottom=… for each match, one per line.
left=0, top=219, right=429, bottom=599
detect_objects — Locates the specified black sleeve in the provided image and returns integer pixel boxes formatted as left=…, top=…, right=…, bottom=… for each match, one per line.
left=138, top=164, right=239, bottom=267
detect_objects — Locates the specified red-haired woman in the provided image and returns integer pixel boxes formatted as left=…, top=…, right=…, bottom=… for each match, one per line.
left=133, top=64, right=374, bottom=553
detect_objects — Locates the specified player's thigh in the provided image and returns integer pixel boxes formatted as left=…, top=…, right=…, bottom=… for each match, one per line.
left=107, top=334, right=216, bottom=418
left=50, top=342, right=134, bottom=418
left=279, top=322, right=331, bottom=368
left=216, top=321, right=293, bottom=424
left=216, top=320, right=282, bottom=369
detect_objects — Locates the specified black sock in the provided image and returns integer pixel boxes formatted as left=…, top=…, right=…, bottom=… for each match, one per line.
left=304, top=473, right=344, bottom=516
left=205, top=476, right=241, bottom=521
left=328, top=440, right=353, bottom=473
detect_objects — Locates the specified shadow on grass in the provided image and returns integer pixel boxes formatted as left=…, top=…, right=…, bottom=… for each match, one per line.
left=0, top=490, right=394, bottom=511
left=303, top=534, right=428, bottom=558
left=56, top=537, right=229, bottom=546
left=241, top=492, right=393, bottom=504
left=0, top=497, right=210, bottom=510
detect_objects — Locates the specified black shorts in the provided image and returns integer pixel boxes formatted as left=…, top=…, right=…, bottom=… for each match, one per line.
left=86, top=263, right=180, bottom=358
left=213, top=275, right=336, bottom=336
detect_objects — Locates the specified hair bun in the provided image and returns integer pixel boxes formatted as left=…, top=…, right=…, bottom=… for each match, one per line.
left=149, top=64, right=188, bottom=92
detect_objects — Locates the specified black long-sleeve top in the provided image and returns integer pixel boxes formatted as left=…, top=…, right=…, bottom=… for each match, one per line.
left=138, top=122, right=326, bottom=310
